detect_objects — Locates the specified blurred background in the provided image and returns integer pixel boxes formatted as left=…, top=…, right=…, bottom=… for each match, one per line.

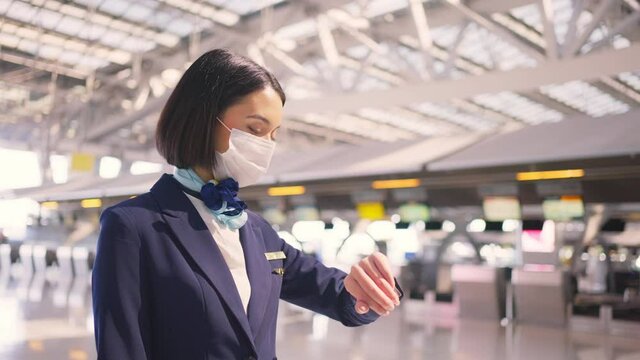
left=1, top=0, right=640, bottom=359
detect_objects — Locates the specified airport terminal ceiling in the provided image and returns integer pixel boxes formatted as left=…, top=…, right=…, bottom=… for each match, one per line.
left=0, top=0, right=639, bottom=169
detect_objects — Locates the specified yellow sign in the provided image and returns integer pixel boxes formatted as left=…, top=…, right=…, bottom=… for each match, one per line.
left=372, top=178, right=421, bottom=189
left=81, top=198, right=102, bottom=209
left=268, top=186, right=306, bottom=196
left=41, top=201, right=59, bottom=209
left=71, top=153, right=95, bottom=172
left=357, top=202, right=385, bottom=220
left=517, top=169, right=584, bottom=181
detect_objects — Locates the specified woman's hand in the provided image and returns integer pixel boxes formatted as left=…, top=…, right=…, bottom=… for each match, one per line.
left=344, top=251, right=400, bottom=316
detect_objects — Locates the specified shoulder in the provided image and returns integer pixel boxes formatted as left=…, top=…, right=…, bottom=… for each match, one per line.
left=102, top=192, right=157, bottom=219
left=99, top=193, right=160, bottom=238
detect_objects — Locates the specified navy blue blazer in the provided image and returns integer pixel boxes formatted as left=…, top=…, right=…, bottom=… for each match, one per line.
left=92, top=173, right=382, bottom=360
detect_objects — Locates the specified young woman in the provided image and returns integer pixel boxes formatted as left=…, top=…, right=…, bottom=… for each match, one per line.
left=92, top=49, right=402, bottom=360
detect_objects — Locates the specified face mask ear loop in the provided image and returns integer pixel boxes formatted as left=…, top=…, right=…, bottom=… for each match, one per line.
left=216, top=117, right=232, bottom=133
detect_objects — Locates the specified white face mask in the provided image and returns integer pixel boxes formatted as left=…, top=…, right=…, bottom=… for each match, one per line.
left=213, top=118, right=276, bottom=188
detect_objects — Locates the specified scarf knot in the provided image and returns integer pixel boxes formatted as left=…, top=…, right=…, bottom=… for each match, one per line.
left=173, top=168, right=248, bottom=230
left=201, top=178, right=247, bottom=217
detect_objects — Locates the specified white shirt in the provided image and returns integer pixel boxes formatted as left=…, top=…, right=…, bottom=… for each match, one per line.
left=184, top=193, right=252, bottom=314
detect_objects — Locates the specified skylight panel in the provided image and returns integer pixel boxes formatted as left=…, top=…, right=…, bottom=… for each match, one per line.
left=456, top=23, right=535, bottom=71
left=206, top=0, right=285, bottom=15
left=165, top=18, right=194, bottom=36
left=96, top=0, right=130, bottom=16
left=359, top=0, right=408, bottom=19
left=430, top=25, right=463, bottom=48
left=509, top=4, right=543, bottom=33
left=123, top=3, right=154, bottom=22
left=357, top=107, right=441, bottom=136
left=119, top=37, right=157, bottom=53
left=55, top=15, right=85, bottom=35
left=4, top=1, right=37, bottom=24
left=274, top=18, right=317, bottom=40
left=472, top=92, right=564, bottom=124
left=540, top=81, right=631, bottom=117
left=411, top=102, right=496, bottom=130
left=618, top=72, right=640, bottom=92
left=300, top=113, right=415, bottom=142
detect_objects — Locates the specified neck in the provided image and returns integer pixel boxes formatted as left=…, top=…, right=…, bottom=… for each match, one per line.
left=194, top=166, right=215, bottom=183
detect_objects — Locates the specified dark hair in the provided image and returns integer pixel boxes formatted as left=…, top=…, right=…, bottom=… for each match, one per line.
left=155, top=48, right=285, bottom=169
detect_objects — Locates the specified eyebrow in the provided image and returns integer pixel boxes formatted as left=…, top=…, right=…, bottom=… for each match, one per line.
left=247, top=114, right=280, bottom=129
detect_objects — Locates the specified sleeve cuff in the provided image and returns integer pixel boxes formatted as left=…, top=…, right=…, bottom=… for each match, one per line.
left=338, top=277, right=404, bottom=326
left=339, top=289, right=380, bottom=325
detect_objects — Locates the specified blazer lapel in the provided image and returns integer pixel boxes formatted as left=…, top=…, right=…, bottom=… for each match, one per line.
left=240, top=222, right=273, bottom=339
left=150, top=174, right=256, bottom=352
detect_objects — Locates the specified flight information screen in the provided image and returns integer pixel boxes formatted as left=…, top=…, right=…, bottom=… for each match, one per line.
left=482, top=196, right=522, bottom=221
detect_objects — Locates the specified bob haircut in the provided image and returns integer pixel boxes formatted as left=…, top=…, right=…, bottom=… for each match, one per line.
left=155, top=48, right=285, bottom=169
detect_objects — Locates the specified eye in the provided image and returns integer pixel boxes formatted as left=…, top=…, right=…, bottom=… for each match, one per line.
left=248, top=126, right=263, bottom=136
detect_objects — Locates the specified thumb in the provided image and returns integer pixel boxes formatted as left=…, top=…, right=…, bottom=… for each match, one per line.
left=355, top=299, right=369, bottom=314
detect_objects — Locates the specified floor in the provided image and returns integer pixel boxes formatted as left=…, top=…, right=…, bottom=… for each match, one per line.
left=1, top=272, right=640, bottom=360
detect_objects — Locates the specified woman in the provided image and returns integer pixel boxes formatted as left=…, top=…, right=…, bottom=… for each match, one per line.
left=92, top=49, right=402, bottom=360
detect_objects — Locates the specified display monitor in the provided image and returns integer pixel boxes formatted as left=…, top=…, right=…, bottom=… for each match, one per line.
left=542, top=196, right=585, bottom=221
left=424, top=221, right=444, bottom=231
left=601, top=218, right=626, bottom=232
left=398, top=203, right=430, bottom=222
left=482, top=196, right=521, bottom=221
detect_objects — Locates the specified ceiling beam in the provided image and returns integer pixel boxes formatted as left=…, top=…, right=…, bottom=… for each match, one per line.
left=54, top=1, right=355, bottom=149
left=539, top=0, right=559, bottom=59
left=564, top=0, right=618, bottom=56
left=284, top=119, right=370, bottom=144
left=444, top=0, right=545, bottom=62
left=284, top=44, right=640, bottom=117
left=284, top=0, right=538, bottom=66
left=586, top=8, right=640, bottom=53
left=83, top=92, right=169, bottom=142
left=520, top=92, right=583, bottom=116
left=0, top=51, right=90, bottom=79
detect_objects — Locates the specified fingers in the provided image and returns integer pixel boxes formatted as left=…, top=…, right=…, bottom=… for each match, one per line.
left=350, top=264, right=395, bottom=313
left=370, top=252, right=395, bottom=286
left=355, top=299, right=369, bottom=314
left=346, top=275, right=390, bottom=316
left=360, top=257, right=400, bottom=305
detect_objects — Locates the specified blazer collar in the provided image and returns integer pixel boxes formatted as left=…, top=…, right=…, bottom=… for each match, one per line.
left=150, top=174, right=272, bottom=350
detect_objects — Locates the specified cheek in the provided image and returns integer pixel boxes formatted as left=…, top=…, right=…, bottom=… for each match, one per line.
left=213, top=125, right=231, bottom=152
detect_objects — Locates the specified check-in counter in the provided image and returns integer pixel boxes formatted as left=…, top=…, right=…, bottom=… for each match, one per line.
left=570, top=293, right=640, bottom=335
left=0, top=244, right=11, bottom=274
left=512, top=269, right=568, bottom=326
left=72, top=246, right=92, bottom=278
left=18, top=244, right=35, bottom=278
left=610, top=298, right=640, bottom=336
left=451, top=264, right=507, bottom=320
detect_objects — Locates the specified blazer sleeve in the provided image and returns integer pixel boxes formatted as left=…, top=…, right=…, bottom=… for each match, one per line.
left=278, top=239, right=381, bottom=327
left=92, top=207, right=151, bottom=360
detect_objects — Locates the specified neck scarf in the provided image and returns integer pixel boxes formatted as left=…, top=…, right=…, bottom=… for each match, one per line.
left=173, top=167, right=248, bottom=230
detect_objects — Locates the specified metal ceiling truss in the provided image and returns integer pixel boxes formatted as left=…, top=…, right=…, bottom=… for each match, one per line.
left=0, top=0, right=639, bottom=171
